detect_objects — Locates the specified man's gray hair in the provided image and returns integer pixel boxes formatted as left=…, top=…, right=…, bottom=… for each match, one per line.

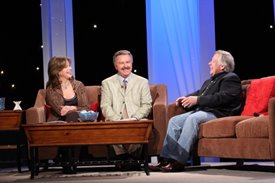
left=216, top=50, right=235, bottom=72
left=113, top=50, right=133, bottom=64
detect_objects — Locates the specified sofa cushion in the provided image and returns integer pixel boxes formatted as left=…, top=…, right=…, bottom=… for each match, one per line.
left=150, top=85, right=158, bottom=102
left=241, top=76, right=275, bottom=116
left=147, top=85, right=157, bottom=119
left=199, top=116, right=252, bottom=138
left=90, top=101, right=99, bottom=112
left=236, top=116, right=269, bottom=138
left=90, top=101, right=105, bottom=122
left=44, top=104, right=52, bottom=121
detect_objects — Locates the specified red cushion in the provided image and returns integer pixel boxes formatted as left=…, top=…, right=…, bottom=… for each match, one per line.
left=90, top=101, right=98, bottom=112
left=241, top=76, right=275, bottom=116
left=90, top=101, right=105, bottom=121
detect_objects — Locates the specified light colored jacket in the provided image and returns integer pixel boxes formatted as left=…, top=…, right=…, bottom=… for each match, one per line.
left=101, top=73, right=152, bottom=121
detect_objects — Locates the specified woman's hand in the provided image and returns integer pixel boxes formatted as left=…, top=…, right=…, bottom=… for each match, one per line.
left=61, top=106, right=77, bottom=116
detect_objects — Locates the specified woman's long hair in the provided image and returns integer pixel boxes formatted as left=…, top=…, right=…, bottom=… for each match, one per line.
left=46, top=56, right=73, bottom=89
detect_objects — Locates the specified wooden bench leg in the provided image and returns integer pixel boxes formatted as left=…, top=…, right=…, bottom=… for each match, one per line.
left=16, top=136, right=22, bottom=173
left=143, top=144, right=150, bottom=175
left=29, top=147, right=35, bottom=179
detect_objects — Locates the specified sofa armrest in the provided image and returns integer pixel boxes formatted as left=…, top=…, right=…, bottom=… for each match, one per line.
left=268, top=97, right=275, bottom=158
left=153, top=84, right=167, bottom=119
left=152, top=88, right=167, bottom=134
left=167, top=102, right=186, bottom=124
left=26, top=106, right=46, bottom=125
left=148, top=84, right=168, bottom=155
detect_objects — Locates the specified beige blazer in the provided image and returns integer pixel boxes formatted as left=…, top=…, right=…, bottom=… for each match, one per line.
left=101, top=73, right=152, bottom=121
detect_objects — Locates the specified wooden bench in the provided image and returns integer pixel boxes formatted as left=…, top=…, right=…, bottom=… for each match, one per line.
left=0, top=110, right=27, bottom=172
left=23, top=120, right=153, bottom=179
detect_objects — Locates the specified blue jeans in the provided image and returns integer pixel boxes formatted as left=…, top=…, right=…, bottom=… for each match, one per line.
left=160, top=110, right=216, bottom=164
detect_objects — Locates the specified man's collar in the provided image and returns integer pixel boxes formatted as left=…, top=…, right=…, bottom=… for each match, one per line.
left=211, top=71, right=227, bottom=80
left=118, top=73, right=133, bottom=82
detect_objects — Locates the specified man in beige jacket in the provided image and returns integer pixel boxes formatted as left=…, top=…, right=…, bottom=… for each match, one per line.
left=101, top=50, right=152, bottom=163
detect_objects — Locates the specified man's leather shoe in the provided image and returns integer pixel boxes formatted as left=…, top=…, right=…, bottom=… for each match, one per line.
left=149, top=161, right=170, bottom=171
left=160, top=161, right=185, bottom=172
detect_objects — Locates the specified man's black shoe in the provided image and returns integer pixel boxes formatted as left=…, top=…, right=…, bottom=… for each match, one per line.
left=160, top=161, right=185, bottom=172
left=149, top=160, right=170, bottom=171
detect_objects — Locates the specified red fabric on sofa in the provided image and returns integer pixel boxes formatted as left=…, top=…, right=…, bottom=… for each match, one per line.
left=90, top=101, right=105, bottom=121
left=241, top=76, right=275, bottom=116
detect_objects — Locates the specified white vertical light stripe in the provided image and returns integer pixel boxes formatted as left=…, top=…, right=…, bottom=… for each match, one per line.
left=41, top=0, right=75, bottom=88
left=146, top=0, right=215, bottom=103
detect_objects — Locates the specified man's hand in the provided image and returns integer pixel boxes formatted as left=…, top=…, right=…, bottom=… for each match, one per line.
left=181, top=96, right=198, bottom=108
left=175, top=96, right=186, bottom=106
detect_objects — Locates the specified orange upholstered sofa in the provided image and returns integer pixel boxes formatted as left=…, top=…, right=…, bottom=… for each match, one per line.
left=168, top=76, right=275, bottom=166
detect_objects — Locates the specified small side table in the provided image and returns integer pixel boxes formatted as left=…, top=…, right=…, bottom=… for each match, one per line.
left=0, top=110, right=25, bottom=172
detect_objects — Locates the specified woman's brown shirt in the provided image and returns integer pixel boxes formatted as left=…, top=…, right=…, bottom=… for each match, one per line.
left=46, top=80, right=90, bottom=121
